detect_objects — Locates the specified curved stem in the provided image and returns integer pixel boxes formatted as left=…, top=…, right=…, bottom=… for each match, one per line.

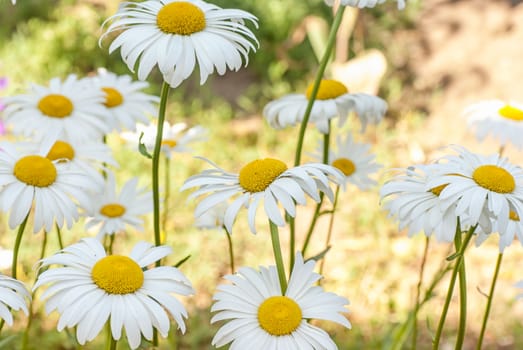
left=476, top=252, right=503, bottom=350
left=411, top=236, right=430, bottom=350
left=319, top=185, right=340, bottom=277
left=152, top=82, right=171, bottom=248
left=12, top=214, right=29, bottom=279
left=432, top=223, right=476, bottom=350
left=269, top=221, right=287, bottom=294
left=223, top=226, right=235, bottom=273
left=162, top=155, right=171, bottom=235
left=293, top=6, right=345, bottom=166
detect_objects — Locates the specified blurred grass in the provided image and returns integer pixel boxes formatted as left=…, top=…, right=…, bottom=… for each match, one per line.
left=1, top=0, right=523, bottom=349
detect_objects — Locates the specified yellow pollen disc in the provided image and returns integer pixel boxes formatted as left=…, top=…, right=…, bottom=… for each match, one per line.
left=305, top=79, right=348, bottom=100
left=92, top=255, right=144, bottom=294
left=239, top=158, right=288, bottom=193
left=161, top=139, right=178, bottom=148
left=472, top=165, right=515, bottom=194
left=430, top=183, right=448, bottom=197
left=37, top=94, right=74, bottom=118
left=100, top=203, right=126, bottom=218
left=510, top=210, right=520, bottom=221
left=332, top=157, right=356, bottom=176
left=14, top=155, right=57, bottom=187
left=499, top=105, right=523, bottom=121
left=156, top=2, right=206, bottom=35
left=258, top=296, right=302, bottom=336
left=46, top=141, right=75, bottom=162
left=102, top=87, right=124, bottom=108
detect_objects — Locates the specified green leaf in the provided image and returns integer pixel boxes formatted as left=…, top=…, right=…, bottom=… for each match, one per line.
left=306, top=246, right=331, bottom=262
left=138, top=132, right=152, bottom=159
left=174, top=254, right=191, bottom=268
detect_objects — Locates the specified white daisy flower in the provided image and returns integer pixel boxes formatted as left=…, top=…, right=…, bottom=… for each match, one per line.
left=324, top=0, right=405, bottom=9
left=263, top=79, right=387, bottom=134
left=427, top=146, right=523, bottom=236
left=2, top=75, right=110, bottom=141
left=101, top=0, right=259, bottom=88
left=312, top=134, right=381, bottom=190
left=88, top=68, right=159, bottom=132
left=34, top=238, right=194, bottom=349
left=84, top=173, right=153, bottom=239
left=475, top=210, right=523, bottom=252
left=122, top=121, right=207, bottom=158
left=211, top=252, right=351, bottom=349
left=194, top=202, right=227, bottom=230
left=465, top=100, right=523, bottom=150
left=0, top=275, right=30, bottom=327
left=0, top=140, right=100, bottom=233
left=181, top=157, right=344, bottom=234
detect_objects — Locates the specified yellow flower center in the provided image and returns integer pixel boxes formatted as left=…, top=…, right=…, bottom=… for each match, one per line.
left=161, top=139, right=178, bottom=148
left=305, top=79, right=348, bottom=100
left=498, top=105, right=523, bottom=121
left=46, top=141, right=75, bottom=162
left=258, top=296, right=302, bottom=336
left=472, top=165, right=515, bottom=194
left=510, top=210, right=520, bottom=221
left=332, top=157, right=356, bottom=176
left=239, top=158, right=288, bottom=193
left=100, top=203, right=126, bottom=218
left=156, top=2, right=206, bottom=35
left=14, top=155, right=57, bottom=187
left=430, top=184, right=448, bottom=197
left=92, top=255, right=144, bottom=294
left=37, top=94, right=74, bottom=118
left=102, top=87, right=124, bottom=108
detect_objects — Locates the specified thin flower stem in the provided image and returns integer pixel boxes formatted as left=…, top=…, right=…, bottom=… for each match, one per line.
left=55, top=223, right=64, bottom=250
left=319, top=185, right=340, bottom=277
left=269, top=221, right=287, bottom=294
left=476, top=252, right=504, bottom=350
left=454, top=228, right=467, bottom=350
left=289, top=214, right=295, bottom=270
left=162, top=155, right=171, bottom=235
left=108, top=234, right=115, bottom=255
left=152, top=82, right=171, bottom=248
left=12, top=214, right=29, bottom=279
left=432, top=223, right=476, bottom=350
left=223, top=226, right=235, bottom=273
left=411, top=236, right=430, bottom=350
left=106, top=328, right=117, bottom=350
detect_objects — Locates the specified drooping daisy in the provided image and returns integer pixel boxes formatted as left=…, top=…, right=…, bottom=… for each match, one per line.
left=194, top=202, right=227, bottom=230
left=263, top=79, right=388, bottom=134
left=324, top=0, right=405, bottom=9
left=0, top=140, right=100, bottom=233
left=465, top=100, right=523, bottom=150
left=0, top=274, right=30, bottom=327
left=181, top=157, right=344, bottom=233
left=312, top=134, right=381, bottom=190
left=84, top=173, right=153, bottom=239
left=475, top=210, right=523, bottom=252
left=2, top=75, right=110, bottom=141
left=427, top=146, right=523, bottom=236
left=88, top=68, right=159, bottom=132
left=121, top=121, right=207, bottom=158
left=34, top=238, right=194, bottom=349
left=211, top=252, right=351, bottom=349
left=101, top=0, right=259, bottom=88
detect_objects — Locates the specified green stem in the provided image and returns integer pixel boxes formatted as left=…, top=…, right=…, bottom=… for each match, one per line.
left=289, top=214, right=295, bottom=270
left=269, top=221, right=287, bottom=294
left=223, top=226, right=235, bottom=273
left=12, top=215, right=29, bottom=279
left=411, top=236, right=430, bottom=350
left=162, top=155, right=171, bottom=235
left=476, top=253, right=503, bottom=350
left=432, top=223, right=476, bottom=350
left=106, top=333, right=117, bottom=350
left=108, top=234, right=115, bottom=255
left=318, top=185, right=340, bottom=277
left=454, top=227, right=467, bottom=350
left=293, top=6, right=345, bottom=166
left=153, top=82, right=171, bottom=248
left=55, top=223, right=64, bottom=250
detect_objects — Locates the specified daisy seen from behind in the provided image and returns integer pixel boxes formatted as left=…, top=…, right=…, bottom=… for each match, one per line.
left=0, top=274, right=30, bottom=327
left=2, top=74, right=110, bottom=141
left=211, top=252, right=351, bottom=350
left=475, top=209, right=523, bottom=252
left=263, top=79, right=387, bottom=134
left=84, top=173, right=153, bottom=239
left=465, top=100, right=523, bottom=150
left=0, top=139, right=100, bottom=233
left=88, top=68, right=159, bottom=132
left=33, top=238, right=194, bottom=349
left=101, top=0, right=259, bottom=88
left=181, top=157, right=344, bottom=234
left=324, top=0, right=405, bottom=9
left=312, top=134, right=381, bottom=190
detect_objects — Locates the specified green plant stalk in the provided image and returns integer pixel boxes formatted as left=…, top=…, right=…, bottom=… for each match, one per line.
left=410, top=236, right=430, bottom=350
left=55, top=223, right=64, bottom=250
left=476, top=252, right=504, bottom=350
left=432, top=224, right=476, bottom=350
left=224, top=226, right=235, bottom=273
left=153, top=82, right=171, bottom=248
left=319, top=185, right=340, bottom=277
left=108, top=234, right=115, bottom=255
left=12, top=214, right=29, bottom=279
left=454, top=226, right=467, bottom=350
left=270, top=221, right=287, bottom=294
left=289, top=214, right=295, bottom=269
left=162, top=155, right=171, bottom=235
left=106, top=323, right=117, bottom=350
